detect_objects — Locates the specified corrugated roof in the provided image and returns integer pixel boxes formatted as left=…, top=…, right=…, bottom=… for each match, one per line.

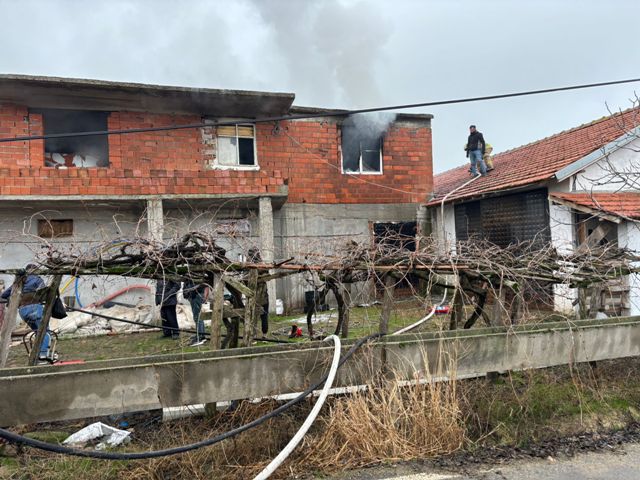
left=550, top=192, right=640, bottom=220
left=428, top=108, right=640, bottom=206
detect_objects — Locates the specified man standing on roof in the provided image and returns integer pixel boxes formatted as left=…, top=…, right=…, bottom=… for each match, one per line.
left=465, top=125, right=487, bottom=176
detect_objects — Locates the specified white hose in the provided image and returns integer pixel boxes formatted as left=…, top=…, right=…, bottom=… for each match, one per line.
left=253, top=334, right=342, bottom=480
left=392, top=288, right=448, bottom=335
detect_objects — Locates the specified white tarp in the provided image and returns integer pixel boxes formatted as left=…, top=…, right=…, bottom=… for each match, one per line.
left=50, top=304, right=194, bottom=336
left=63, top=422, right=130, bottom=450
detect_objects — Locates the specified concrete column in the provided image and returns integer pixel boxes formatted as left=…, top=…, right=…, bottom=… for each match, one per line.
left=416, top=204, right=431, bottom=249
left=259, top=196, right=276, bottom=312
left=146, top=199, right=164, bottom=243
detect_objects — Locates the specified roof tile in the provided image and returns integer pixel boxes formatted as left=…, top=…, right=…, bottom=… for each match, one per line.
left=429, top=108, right=640, bottom=206
left=550, top=192, right=640, bottom=220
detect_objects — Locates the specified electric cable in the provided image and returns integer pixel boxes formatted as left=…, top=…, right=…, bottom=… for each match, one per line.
left=1, top=77, right=639, bottom=144
left=0, top=333, right=380, bottom=459
left=253, top=334, right=341, bottom=480
left=65, top=306, right=290, bottom=344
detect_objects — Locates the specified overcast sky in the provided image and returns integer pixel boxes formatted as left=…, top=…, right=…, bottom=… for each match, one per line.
left=1, top=0, right=639, bottom=173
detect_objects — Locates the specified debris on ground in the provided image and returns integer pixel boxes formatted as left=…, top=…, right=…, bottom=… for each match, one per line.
left=62, top=422, right=131, bottom=450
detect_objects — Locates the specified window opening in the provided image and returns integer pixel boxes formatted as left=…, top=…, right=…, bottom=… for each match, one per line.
left=341, top=115, right=386, bottom=174
left=34, top=109, right=110, bottom=168
left=38, top=219, right=74, bottom=238
left=216, top=125, right=256, bottom=167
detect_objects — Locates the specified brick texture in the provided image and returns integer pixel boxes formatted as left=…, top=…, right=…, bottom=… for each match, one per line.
left=0, top=106, right=433, bottom=203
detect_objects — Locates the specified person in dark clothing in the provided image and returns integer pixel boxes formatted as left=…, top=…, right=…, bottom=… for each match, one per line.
left=247, top=248, right=270, bottom=336
left=155, top=279, right=180, bottom=339
left=465, top=125, right=487, bottom=176
left=1, top=264, right=55, bottom=362
left=183, top=279, right=207, bottom=346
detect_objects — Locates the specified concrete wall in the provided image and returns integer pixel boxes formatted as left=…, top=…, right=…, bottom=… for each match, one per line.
left=618, top=222, right=640, bottom=316
left=575, top=137, right=640, bottom=192
left=429, top=203, right=456, bottom=254
left=2, top=316, right=639, bottom=426
left=274, top=202, right=420, bottom=310
left=0, top=203, right=154, bottom=308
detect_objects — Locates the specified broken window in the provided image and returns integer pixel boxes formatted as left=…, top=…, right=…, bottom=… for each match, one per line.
left=216, top=125, right=257, bottom=167
left=38, top=219, right=73, bottom=238
left=34, top=109, right=110, bottom=168
left=341, top=116, right=384, bottom=174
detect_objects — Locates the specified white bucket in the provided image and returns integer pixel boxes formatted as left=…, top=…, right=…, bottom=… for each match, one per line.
left=275, top=299, right=284, bottom=315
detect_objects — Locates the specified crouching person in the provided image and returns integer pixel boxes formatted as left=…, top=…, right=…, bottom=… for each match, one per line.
left=1, top=264, right=57, bottom=363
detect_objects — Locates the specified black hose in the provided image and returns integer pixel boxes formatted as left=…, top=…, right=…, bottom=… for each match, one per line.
left=0, top=334, right=381, bottom=460
left=66, top=306, right=290, bottom=344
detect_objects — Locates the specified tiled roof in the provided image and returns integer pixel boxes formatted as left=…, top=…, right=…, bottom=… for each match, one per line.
left=550, top=192, right=640, bottom=220
left=428, top=108, right=640, bottom=206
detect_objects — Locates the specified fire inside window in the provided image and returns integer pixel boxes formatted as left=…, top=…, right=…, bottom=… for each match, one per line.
left=216, top=125, right=257, bottom=166
left=37, top=219, right=74, bottom=238
left=341, top=117, right=384, bottom=174
left=34, top=109, right=110, bottom=168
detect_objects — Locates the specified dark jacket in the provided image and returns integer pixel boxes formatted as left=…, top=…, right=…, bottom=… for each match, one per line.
left=1, top=275, right=45, bottom=303
left=183, top=280, right=206, bottom=301
left=466, top=131, right=485, bottom=154
left=155, top=280, right=180, bottom=306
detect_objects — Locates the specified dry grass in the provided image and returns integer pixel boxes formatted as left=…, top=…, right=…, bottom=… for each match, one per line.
left=302, top=375, right=464, bottom=471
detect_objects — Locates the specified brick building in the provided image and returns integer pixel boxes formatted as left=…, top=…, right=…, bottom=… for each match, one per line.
left=0, top=75, right=433, bottom=309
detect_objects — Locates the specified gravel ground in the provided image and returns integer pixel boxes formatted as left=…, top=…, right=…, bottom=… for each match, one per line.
left=331, top=423, right=640, bottom=479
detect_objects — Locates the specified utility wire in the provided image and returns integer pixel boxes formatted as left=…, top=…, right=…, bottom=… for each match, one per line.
left=1, top=77, right=639, bottom=143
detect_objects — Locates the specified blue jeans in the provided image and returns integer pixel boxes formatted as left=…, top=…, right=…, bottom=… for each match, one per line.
left=20, top=304, right=49, bottom=356
left=189, top=296, right=205, bottom=340
left=469, top=149, right=487, bottom=175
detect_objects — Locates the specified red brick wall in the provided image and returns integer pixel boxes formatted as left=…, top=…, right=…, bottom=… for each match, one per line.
left=0, top=105, right=432, bottom=202
left=274, top=120, right=432, bottom=204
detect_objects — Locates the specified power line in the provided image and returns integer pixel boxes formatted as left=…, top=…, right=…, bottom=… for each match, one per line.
left=1, top=77, right=639, bottom=144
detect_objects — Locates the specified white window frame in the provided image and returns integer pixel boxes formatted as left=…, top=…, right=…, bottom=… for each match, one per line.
left=340, top=138, right=384, bottom=175
left=213, top=124, right=259, bottom=170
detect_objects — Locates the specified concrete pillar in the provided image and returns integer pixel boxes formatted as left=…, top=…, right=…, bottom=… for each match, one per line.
left=146, top=198, right=164, bottom=243
left=416, top=204, right=431, bottom=249
left=259, top=197, right=276, bottom=312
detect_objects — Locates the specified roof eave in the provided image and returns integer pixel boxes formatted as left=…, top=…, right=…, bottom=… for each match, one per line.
left=0, top=74, right=296, bottom=118
left=554, top=125, right=640, bottom=182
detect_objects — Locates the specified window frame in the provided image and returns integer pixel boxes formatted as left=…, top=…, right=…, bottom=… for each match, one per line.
left=213, top=124, right=259, bottom=170
left=340, top=129, right=384, bottom=176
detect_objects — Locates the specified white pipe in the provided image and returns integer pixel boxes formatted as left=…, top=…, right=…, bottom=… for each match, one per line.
left=253, top=334, right=342, bottom=480
left=392, top=288, right=448, bottom=335
left=439, top=173, right=481, bottom=246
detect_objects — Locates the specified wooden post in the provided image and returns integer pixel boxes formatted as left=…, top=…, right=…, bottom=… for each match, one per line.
left=29, top=275, right=62, bottom=366
left=0, top=275, right=25, bottom=368
left=242, top=269, right=259, bottom=347
left=331, top=281, right=351, bottom=338
left=209, top=274, right=224, bottom=350
left=378, top=275, right=395, bottom=335
left=450, top=288, right=464, bottom=330
left=339, top=283, right=351, bottom=338
left=492, top=285, right=506, bottom=326
left=588, top=283, right=603, bottom=318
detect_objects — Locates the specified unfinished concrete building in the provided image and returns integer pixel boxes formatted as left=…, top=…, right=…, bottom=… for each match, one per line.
left=0, top=75, right=433, bottom=311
